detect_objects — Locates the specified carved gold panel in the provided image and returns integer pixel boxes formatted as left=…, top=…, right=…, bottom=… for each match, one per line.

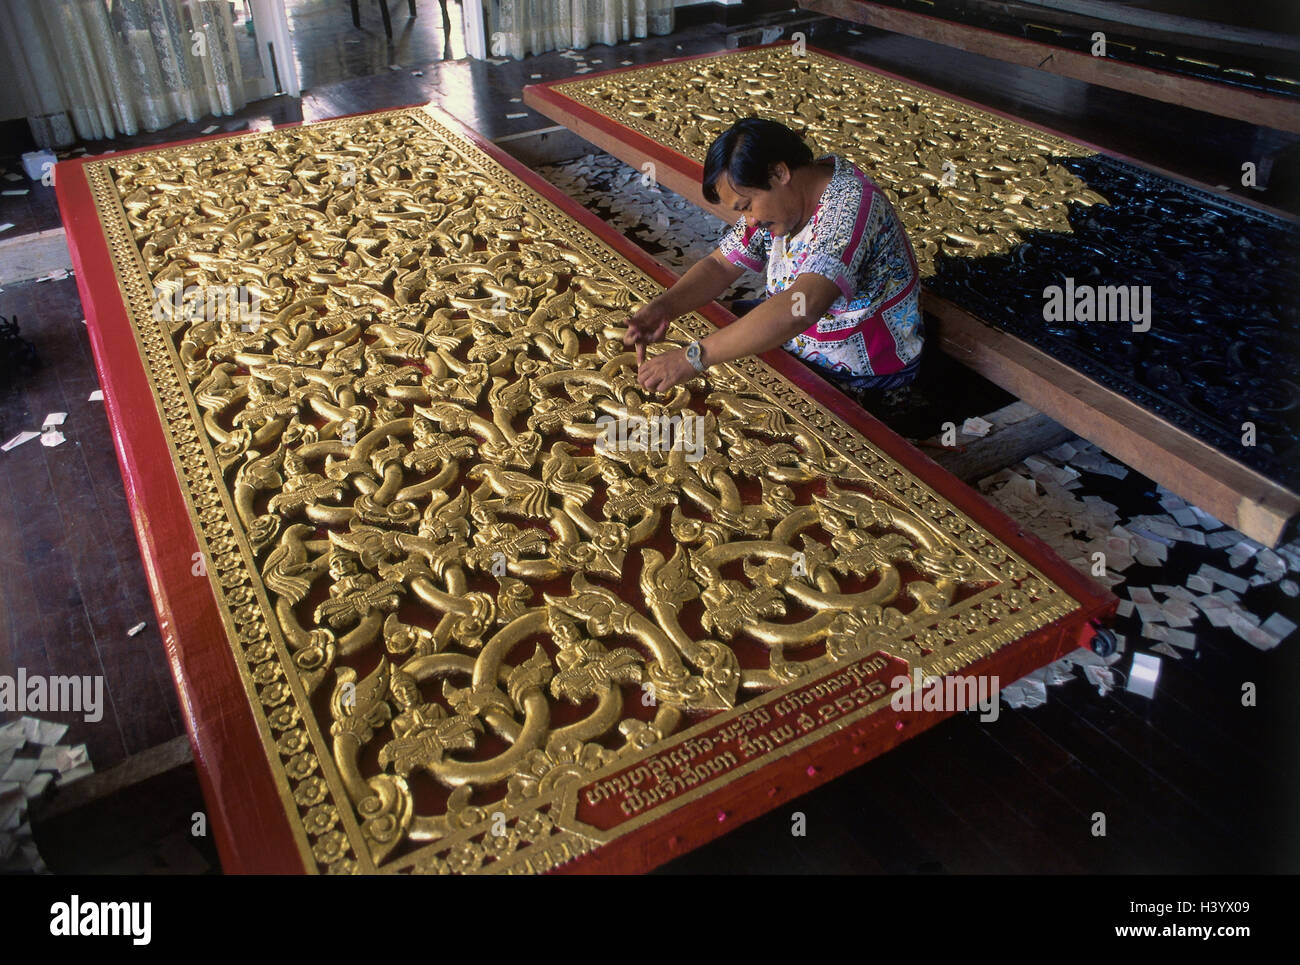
left=552, top=47, right=1108, bottom=273
left=84, top=105, right=1080, bottom=873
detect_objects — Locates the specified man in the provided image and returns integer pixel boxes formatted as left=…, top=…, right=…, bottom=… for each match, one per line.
left=624, top=117, right=924, bottom=406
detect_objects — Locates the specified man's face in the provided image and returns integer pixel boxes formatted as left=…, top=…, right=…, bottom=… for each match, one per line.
left=715, top=164, right=801, bottom=237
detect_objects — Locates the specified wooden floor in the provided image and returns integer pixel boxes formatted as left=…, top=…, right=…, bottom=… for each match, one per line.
left=0, top=276, right=184, bottom=768
left=1, top=11, right=1297, bottom=874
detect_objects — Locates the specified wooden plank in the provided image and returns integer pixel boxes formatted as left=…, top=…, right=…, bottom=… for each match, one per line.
left=799, top=0, right=1300, bottom=134
left=33, top=735, right=193, bottom=822
left=921, top=402, right=1075, bottom=483
left=523, top=80, right=1300, bottom=546
left=986, top=0, right=1300, bottom=58
left=0, top=228, right=72, bottom=286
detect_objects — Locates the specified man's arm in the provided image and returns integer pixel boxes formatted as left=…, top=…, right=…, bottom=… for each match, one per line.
left=699, top=273, right=839, bottom=368
left=622, top=250, right=744, bottom=363
left=636, top=272, right=840, bottom=393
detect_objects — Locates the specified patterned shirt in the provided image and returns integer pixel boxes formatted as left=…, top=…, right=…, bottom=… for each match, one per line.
left=717, top=154, right=923, bottom=377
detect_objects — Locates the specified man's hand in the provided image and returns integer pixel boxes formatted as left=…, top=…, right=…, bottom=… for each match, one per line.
left=637, top=348, right=697, bottom=394
left=622, top=302, right=672, bottom=364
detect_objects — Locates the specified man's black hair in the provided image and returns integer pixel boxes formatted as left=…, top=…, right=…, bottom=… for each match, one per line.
left=701, top=117, right=815, bottom=204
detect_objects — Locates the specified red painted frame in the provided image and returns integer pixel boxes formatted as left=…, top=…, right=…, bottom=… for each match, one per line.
left=55, top=104, right=1115, bottom=875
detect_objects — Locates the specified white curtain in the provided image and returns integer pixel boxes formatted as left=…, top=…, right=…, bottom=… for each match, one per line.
left=488, top=0, right=674, bottom=59
left=0, top=0, right=250, bottom=147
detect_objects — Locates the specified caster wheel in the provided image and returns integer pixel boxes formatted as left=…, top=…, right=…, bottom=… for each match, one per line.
left=1091, top=625, right=1118, bottom=658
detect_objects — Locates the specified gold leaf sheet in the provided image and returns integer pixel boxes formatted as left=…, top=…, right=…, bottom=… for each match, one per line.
left=84, top=105, right=1079, bottom=874
left=550, top=47, right=1107, bottom=272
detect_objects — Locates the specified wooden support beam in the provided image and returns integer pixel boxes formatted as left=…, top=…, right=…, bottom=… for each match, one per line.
left=31, top=735, right=193, bottom=822
left=927, top=295, right=1300, bottom=546
left=799, top=0, right=1300, bottom=134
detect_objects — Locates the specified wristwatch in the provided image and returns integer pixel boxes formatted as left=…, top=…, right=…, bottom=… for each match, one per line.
left=685, top=340, right=707, bottom=373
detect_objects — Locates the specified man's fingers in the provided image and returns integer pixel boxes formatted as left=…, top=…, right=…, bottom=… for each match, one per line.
left=622, top=311, right=668, bottom=361
left=638, top=360, right=659, bottom=391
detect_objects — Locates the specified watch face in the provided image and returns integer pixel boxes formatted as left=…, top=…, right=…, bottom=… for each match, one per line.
left=687, top=342, right=701, bottom=368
